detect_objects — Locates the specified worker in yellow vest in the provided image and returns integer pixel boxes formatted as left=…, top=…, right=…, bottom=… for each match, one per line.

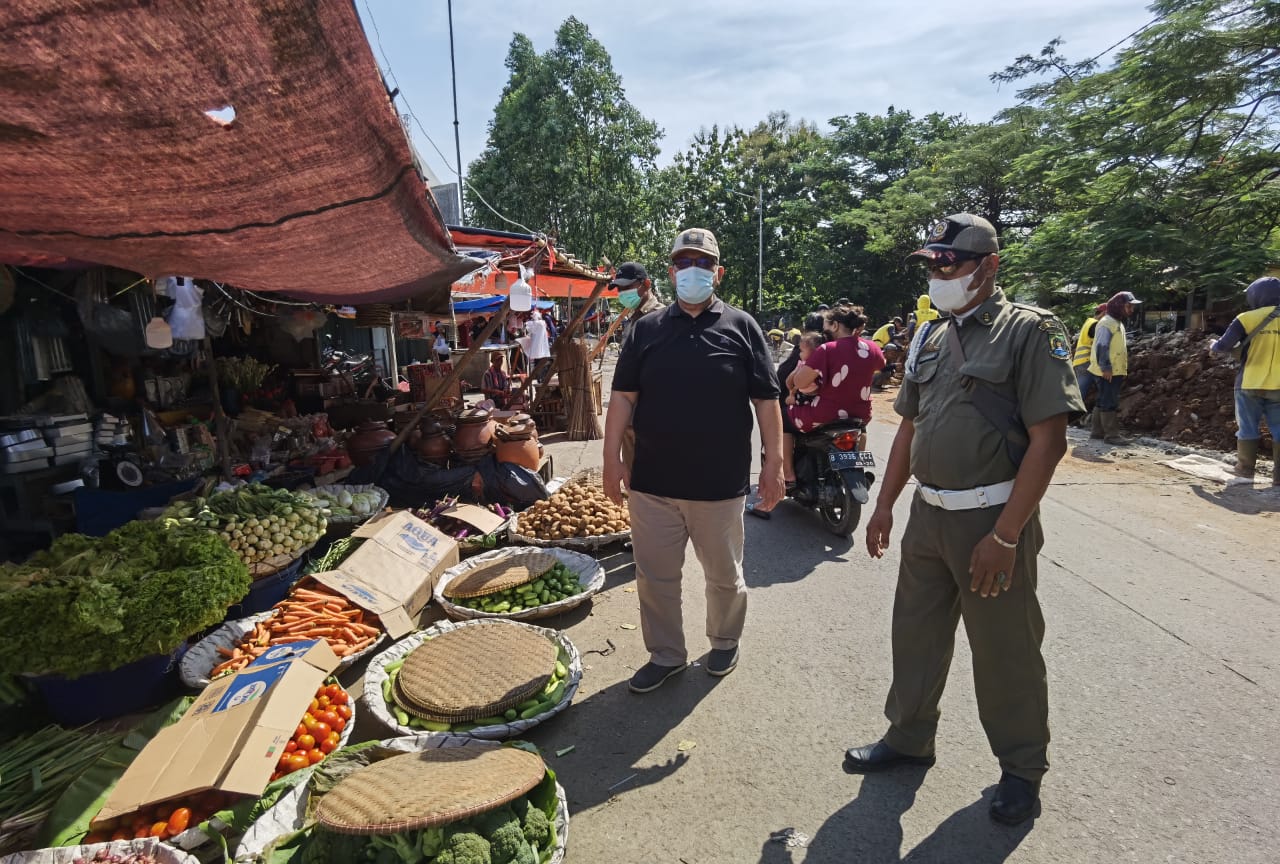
left=1072, top=303, right=1108, bottom=412
left=872, top=317, right=903, bottom=348
left=1210, top=276, right=1280, bottom=483
left=1088, top=291, right=1142, bottom=444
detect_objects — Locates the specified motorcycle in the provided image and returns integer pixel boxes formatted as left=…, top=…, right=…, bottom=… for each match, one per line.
left=790, top=421, right=877, bottom=536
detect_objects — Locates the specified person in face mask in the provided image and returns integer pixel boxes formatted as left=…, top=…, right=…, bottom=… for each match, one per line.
left=849, top=212, right=1084, bottom=827
left=603, top=227, right=784, bottom=693
left=612, top=261, right=664, bottom=319
left=1210, top=276, right=1280, bottom=482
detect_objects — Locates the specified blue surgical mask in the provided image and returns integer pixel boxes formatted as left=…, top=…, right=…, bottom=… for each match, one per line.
left=675, top=267, right=716, bottom=304
left=617, top=288, right=641, bottom=310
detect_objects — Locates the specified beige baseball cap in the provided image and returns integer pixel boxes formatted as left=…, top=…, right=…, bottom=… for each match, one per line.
left=670, top=227, right=720, bottom=260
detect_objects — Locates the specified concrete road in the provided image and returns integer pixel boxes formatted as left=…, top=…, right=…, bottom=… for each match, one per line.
left=524, top=370, right=1279, bottom=864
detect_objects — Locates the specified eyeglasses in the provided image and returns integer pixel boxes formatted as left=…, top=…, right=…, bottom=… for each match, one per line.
left=671, top=256, right=717, bottom=271
left=925, top=253, right=987, bottom=277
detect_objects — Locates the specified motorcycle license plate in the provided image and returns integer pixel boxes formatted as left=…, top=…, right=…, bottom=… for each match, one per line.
left=829, top=450, right=875, bottom=470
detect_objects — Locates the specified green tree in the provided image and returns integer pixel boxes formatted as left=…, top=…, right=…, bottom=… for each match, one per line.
left=466, top=17, right=662, bottom=266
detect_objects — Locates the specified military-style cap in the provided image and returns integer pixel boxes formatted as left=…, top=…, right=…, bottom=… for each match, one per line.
left=611, top=262, right=648, bottom=286
left=907, top=213, right=999, bottom=263
left=671, top=227, right=720, bottom=260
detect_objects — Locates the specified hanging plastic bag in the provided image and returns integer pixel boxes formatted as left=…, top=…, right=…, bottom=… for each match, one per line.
left=509, top=263, right=534, bottom=312
left=280, top=309, right=329, bottom=341
left=165, top=276, right=205, bottom=340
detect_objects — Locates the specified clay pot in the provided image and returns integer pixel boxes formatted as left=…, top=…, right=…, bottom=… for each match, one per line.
left=496, top=437, right=542, bottom=471
left=453, top=408, right=496, bottom=451
left=347, top=420, right=396, bottom=467
left=416, top=428, right=452, bottom=463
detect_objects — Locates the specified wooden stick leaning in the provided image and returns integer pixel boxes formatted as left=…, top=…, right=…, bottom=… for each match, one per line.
left=589, top=308, right=631, bottom=363
left=527, top=280, right=610, bottom=411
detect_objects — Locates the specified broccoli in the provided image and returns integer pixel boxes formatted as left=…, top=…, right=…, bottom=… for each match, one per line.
left=514, top=798, right=551, bottom=849
left=419, top=827, right=445, bottom=858
left=368, top=833, right=424, bottom=863
left=433, top=830, right=492, bottom=864
left=485, top=815, right=536, bottom=864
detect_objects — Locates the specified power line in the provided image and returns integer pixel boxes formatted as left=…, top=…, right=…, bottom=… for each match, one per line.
left=358, top=0, right=545, bottom=239
left=1085, top=12, right=1167, bottom=65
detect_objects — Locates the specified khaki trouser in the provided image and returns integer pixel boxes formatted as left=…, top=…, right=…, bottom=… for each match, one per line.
left=628, top=491, right=748, bottom=666
left=882, top=493, right=1050, bottom=784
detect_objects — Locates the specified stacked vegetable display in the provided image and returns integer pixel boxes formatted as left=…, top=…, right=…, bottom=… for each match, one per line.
left=449, top=564, right=584, bottom=615
left=515, top=481, right=628, bottom=541
left=269, top=682, right=353, bottom=782
left=413, top=497, right=513, bottom=551
left=297, top=486, right=385, bottom=523
left=0, top=521, right=250, bottom=679
left=70, top=850, right=176, bottom=864
left=0, top=726, right=120, bottom=855
left=162, top=484, right=327, bottom=570
left=207, top=584, right=381, bottom=679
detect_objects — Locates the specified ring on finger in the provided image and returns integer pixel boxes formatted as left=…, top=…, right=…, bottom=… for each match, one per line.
left=996, top=571, right=1009, bottom=587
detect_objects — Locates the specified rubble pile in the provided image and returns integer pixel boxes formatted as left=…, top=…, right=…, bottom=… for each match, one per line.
left=1117, top=330, right=1273, bottom=454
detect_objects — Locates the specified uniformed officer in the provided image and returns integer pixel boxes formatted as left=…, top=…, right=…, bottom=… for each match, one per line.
left=846, top=213, right=1084, bottom=826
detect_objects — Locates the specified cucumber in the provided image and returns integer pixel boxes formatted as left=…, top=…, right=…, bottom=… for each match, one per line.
left=474, top=715, right=507, bottom=726
left=504, top=708, right=518, bottom=721
left=451, top=722, right=477, bottom=732
left=408, top=716, right=425, bottom=729
left=554, top=660, right=567, bottom=679
left=518, top=701, right=548, bottom=720
left=394, top=706, right=411, bottom=726
left=385, top=659, right=405, bottom=673
left=381, top=678, right=393, bottom=702
left=544, top=680, right=567, bottom=705
left=510, top=605, right=524, bottom=613
left=515, top=697, right=540, bottom=711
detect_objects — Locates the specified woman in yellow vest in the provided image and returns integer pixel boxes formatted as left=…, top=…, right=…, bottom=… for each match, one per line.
left=1073, top=303, right=1108, bottom=408
left=1211, top=276, right=1280, bottom=483
left=1088, top=291, right=1143, bottom=444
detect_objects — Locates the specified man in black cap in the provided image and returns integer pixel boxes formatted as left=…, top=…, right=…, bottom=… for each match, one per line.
left=613, top=262, right=664, bottom=319
left=848, top=212, right=1083, bottom=826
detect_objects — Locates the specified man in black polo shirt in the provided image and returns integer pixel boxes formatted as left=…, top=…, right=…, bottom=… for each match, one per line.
left=603, top=227, right=784, bottom=693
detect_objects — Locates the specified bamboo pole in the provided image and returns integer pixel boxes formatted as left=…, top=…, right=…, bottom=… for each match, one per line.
left=201, top=333, right=234, bottom=479
left=518, top=279, right=610, bottom=409
left=378, top=301, right=511, bottom=473
left=590, top=308, right=630, bottom=363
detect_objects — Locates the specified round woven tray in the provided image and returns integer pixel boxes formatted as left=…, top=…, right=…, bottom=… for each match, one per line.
left=393, top=620, right=557, bottom=721
left=315, top=746, right=546, bottom=834
left=442, top=549, right=558, bottom=599
left=359, top=621, right=583, bottom=741
left=233, top=736, right=571, bottom=864
left=510, top=513, right=630, bottom=551
left=435, top=547, right=606, bottom=622
left=248, top=540, right=318, bottom=580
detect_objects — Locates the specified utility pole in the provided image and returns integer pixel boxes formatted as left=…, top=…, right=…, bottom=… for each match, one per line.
left=757, top=183, right=764, bottom=315
left=447, top=0, right=464, bottom=221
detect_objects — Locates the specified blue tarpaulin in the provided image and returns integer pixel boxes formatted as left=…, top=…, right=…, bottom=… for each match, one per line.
left=453, top=295, right=554, bottom=312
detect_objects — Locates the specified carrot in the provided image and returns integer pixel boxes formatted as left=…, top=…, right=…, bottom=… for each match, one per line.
left=216, top=646, right=236, bottom=658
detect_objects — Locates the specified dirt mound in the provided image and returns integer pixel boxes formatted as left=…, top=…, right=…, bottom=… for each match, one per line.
left=1118, top=330, right=1272, bottom=455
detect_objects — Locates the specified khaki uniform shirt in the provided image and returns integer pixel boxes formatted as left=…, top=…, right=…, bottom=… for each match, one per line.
left=896, top=289, right=1084, bottom=491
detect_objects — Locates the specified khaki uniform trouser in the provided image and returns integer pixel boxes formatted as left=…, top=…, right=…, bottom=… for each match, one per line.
left=628, top=490, right=748, bottom=667
left=883, top=493, right=1050, bottom=784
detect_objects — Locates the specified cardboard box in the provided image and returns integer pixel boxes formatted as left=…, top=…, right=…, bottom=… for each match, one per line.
left=438, top=502, right=508, bottom=537
left=95, top=640, right=339, bottom=824
left=310, top=510, right=459, bottom=638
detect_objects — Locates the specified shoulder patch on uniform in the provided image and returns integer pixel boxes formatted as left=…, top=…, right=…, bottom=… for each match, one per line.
left=1045, top=319, right=1072, bottom=360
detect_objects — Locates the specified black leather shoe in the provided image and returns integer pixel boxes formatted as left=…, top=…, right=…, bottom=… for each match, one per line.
left=842, top=740, right=936, bottom=773
left=989, top=772, right=1039, bottom=825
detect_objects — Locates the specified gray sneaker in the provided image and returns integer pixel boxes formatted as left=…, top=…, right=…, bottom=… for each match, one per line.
left=707, top=647, right=739, bottom=677
left=628, top=662, right=687, bottom=693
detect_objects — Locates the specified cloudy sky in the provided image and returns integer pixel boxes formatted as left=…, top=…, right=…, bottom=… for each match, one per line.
left=359, top=0, right=1154, bottom=184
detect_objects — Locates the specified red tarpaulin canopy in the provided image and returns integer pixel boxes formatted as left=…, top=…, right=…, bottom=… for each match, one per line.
left=0, top=0, right=479, bottom=311
left=449, top=225, right=616, bottom=299
left=455, top=269, right=615, bottom=300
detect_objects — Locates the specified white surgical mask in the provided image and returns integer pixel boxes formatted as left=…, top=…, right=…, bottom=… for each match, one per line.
left=674, top=267, right=716, bottom=304
left=928, top=264, right=984, bottom=313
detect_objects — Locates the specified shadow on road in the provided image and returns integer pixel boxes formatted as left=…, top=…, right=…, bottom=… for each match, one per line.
left=1190, top=483, right=1280, bottom=515
left=534, top=673, right=720, bottom=815
left=756, top=772, right=1032, bottom=864
left=742, top=501, right=856, bottom=587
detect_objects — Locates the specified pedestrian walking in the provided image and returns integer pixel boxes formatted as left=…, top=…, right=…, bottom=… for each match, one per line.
left=1088, top=291, right=1142, bottom=444
left=1210, top=276, right=1280, bottom=483
left=603, top=227, right=784, bottom=693
left=612, top=262, right=663, bottom=473
left=1072, top=303, right=1107, bottom=421
left=851, top=212, right=1083, bottom=826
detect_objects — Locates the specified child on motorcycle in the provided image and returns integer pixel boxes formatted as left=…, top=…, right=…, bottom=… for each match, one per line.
left=785, top=332, right=826, bottom=407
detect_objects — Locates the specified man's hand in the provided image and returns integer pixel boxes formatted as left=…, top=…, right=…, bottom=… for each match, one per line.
left=865, top=505, right=893, bottom=558
left=968, top=533, right=1018, bottom=598
left=756, top=456, right=785, bottom=511
left=602, top=458, right=631, bottom=507
left=1101, top=370, right=1113, bottom=382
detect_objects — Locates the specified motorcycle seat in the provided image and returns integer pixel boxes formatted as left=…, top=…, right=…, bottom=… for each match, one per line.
left=797, top=420, right=864, bottom=443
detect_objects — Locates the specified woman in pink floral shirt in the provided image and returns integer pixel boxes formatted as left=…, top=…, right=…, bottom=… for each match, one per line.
left=788, top=304, right=885, bottom=431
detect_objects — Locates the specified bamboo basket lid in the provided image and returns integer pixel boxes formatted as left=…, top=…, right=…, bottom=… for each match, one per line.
left=392, top=621, right=556, bottom=721
left=315, top=746, right=547, bottom=834
left=442, top=550, right=558, bottom=599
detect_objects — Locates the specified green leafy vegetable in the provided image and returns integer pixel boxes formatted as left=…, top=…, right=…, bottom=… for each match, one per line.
left=0, top=522, right=250, bottom=678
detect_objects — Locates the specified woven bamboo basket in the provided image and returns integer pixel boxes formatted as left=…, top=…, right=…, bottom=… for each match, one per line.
left=434, top=547, right=605, bottom=622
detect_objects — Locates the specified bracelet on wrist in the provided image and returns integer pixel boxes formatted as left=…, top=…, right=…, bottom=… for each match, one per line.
left=991, top=530, right=1018, bottom=549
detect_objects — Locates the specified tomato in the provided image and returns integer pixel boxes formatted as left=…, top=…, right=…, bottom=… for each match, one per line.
left=336, top=704, right=353, bottom=720
left=296, top=733, right=316, bottom=750
left=319, top=737, right=338, bottom=754
left=84, top=831, right=110, bottom=844
left=312, top=721, right=332, bottom=740
left=295, top=723, right=308, bottom=739
left=307, top=748, right=326, bottom=765
left=308, top=698, right=320, bottom=714
left=134, top=827, right=151, bottom=840
left=329, top=716, right=346, bottom=734
left=166, top=807, right=192, bottom=836
left=269, top=771, right=283, bottom=782
left=317, top=710, right=339, bottom=728
left=278, top=753, right=294, bottom=771
left=110, top=829, right=131, bottom=842
left=301, top=713, right=319, bottom=731
left=317, top=695, right=331, bottom=709
left=150, top=821, right=170, bottom=839
left=285, top=740, right=298, bottom=753
left=332, top=690, right=350, bottom=707
left=130, top=816, right=151, bottom=835
left=286, top=753, right=310, bottom=773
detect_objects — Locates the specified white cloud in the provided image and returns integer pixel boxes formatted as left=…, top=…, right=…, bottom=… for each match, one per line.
left=359, top=0, right=1153, bottom=178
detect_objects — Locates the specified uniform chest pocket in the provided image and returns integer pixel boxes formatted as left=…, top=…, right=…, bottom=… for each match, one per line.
left=959, top=355, right=1014, bottom=389
left=906, top=349, right=941, bottom=384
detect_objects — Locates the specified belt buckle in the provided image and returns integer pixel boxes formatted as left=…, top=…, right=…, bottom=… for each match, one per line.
left=974, top=486, right=990, bottom=509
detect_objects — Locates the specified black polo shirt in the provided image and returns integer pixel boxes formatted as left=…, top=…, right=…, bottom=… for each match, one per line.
left=613, top=297, right=780, bottom=500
